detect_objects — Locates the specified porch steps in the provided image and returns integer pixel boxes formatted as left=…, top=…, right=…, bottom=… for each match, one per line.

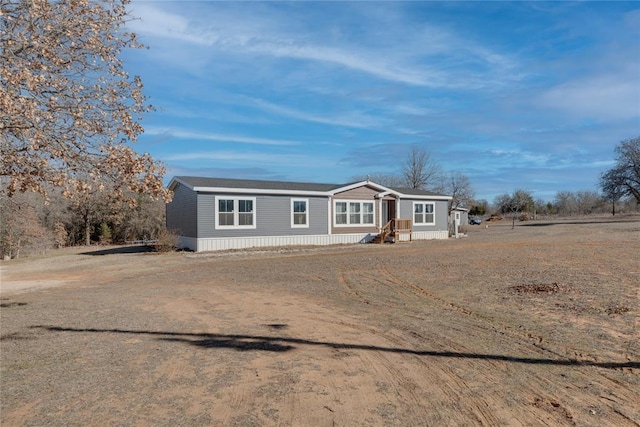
left=370, top=218, right=413, bottom=244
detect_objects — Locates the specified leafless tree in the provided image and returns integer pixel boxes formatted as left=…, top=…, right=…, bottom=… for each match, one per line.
left=495, top=189, right=535, bottom=229
left=402, top=146, right=441, bottom=190
left=0, top=192, right=48, bottom=258
left=554, top=190, right=607, bottom=216
left=352, top=173, right=405, bottom=188
left=601, top=137, right=640, bottom=207
left=554, top=191, right=579, bottom=216
left=0, top=0, right=171, bottom=205
left=436, top=172, right=475, bottom=212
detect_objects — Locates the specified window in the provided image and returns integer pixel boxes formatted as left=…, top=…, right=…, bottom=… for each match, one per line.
left=414, top=202, right=435, bottom=225
left=215, top=197, right=256, bottom=229
left=291, top=198, right=309, bottom=228
left=349, top=202, right=361, bottom=224
left=334, top=200, right=375, bottom=226
left=218, top=199, right=234, bottom=226
left=363, top=203, right=374, bottom=224
left=335, top=202, right=348, bottom=225
left=238, top=199, right=253, bottom=226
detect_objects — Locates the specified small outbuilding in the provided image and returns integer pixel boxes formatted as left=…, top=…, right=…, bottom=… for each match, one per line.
left=166, top=176, right=452, bottom=252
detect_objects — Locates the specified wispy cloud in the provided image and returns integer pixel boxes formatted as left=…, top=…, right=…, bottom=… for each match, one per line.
left=244, top=97, right=385, bottom=129
left=536, top=70, right=640, bottom=121
left=164, top=151, right=324, bottom=169
left=145, top=127, right=299, bottom=146
left=128, top=3, right=519, bottom=90
left=124, top=2, right=639, bottom=201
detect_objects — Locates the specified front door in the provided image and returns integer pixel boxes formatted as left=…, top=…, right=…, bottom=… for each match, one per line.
left=382, top=200, right=389, bottom=225
left=382, top=199, right=396, bottom=225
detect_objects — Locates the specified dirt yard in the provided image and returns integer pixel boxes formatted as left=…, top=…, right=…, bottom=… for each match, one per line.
left=1, top=216, right=639, bottom=426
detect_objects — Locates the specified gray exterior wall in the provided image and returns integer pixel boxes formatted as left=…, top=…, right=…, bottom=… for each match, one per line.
left=197, top=193, right=329, bottom=238
left=399, top=199, right=449, bottom=231
left=167, top=180, right=451, bottom=243
left=166, top=182, right=198, bottom=238
left=334, top=186, right=379, bottom=200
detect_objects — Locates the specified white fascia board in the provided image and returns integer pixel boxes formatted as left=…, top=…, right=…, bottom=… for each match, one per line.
left=376, top=190, right=402, bottom=198
left=192, top=186, right=331, bottom=197
left=330, top=180, right=396, bottom=195
left=399, top=194, right=452, bottom=201
left=168, top=177, right=194, bottom=191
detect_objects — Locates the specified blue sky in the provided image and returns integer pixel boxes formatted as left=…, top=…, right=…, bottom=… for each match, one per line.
left=124, top=1, right=640, bottom=202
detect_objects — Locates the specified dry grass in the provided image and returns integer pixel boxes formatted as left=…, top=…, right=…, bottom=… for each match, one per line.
left=1, top=215, right=639, bottom=426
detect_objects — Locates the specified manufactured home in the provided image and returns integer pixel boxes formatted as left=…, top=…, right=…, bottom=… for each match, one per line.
left=166, top=176, right=452, bottom=252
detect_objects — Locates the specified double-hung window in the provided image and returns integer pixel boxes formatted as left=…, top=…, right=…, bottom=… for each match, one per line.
left=349, top=202, right=361, bottom=224
left=334, top=200, right=375, bottom=226
left=413, top=202, right=435, bottom=225
left=215, top=197, right=256, bottom=229
left=291, top=198, right=309, bottom=228
left=335, top=202, right=348, bottom=225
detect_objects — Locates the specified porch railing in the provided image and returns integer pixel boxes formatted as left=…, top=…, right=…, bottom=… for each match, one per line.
left=376, top=218, right=413, bottom=243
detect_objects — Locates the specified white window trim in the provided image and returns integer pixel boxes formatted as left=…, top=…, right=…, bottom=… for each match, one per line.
left=214, top=196, right=257, bottom=230
left=291, top=198, right=309, bottom=228
left=333, top=200, right=376, bottom=227
left=413, top=201, right=436, bottom=226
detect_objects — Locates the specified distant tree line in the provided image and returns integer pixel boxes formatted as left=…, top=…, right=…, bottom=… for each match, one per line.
left=0, top=181, right=166, bottom=259
left=356, top=140, right=640, bottom=224
left=487, top=188, right=637, bottom=225
left=478, top=137, right=640, bottom=224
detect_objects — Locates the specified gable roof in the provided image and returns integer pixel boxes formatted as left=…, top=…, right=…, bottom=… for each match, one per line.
left=172, top=176, right=342, bottom=192
left=390, top=187, right=447, bottom=197
left=169, top=176, right=451, bottom=200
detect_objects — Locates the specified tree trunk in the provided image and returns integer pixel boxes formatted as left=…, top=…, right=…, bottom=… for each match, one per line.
left=85, top=215, right=91, bottom=246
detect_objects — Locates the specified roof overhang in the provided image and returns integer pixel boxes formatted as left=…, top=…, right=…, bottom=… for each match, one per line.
left=168, top=176, right=331, bottom=196
left=328, top=180, right=396, bottom=196
left=193, top=187, right=330, bottom=196
left=168, top=177, right=452, bottom=200
left=404, top=194, right=453, bottom=201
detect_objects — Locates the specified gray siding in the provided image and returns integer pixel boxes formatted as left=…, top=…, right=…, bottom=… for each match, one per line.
left=334, top=185, right=379, bottom=199
left=166, top=183, right=198, bottom=238
left=197, top=193, right=329, bottom=238
left=399, top=199, right=449, bottom=231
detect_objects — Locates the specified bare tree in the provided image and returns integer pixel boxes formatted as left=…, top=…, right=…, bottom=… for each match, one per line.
left=495, top=189, right=534, bottom=229
left=575, top=190, right=606, bottom=215
left=437, top=172, right=475, bottom=212
left=0, top=0, right=170, bottom=204
left=112, top=194, right=166, bottom=242
left=402, top=146, right=441, bottom=190
left=554, top=191, right=578, bottom=216
left=351, top=173, right=405, bottom=188
left=0, top=193, right=48, bottom=258
left=601, top=137, right=640, bottom=207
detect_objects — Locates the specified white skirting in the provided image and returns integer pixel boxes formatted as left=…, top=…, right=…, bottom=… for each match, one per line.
left=179, top=231, right=448, bottom=252
left=403, top=230, right=449, bottom=241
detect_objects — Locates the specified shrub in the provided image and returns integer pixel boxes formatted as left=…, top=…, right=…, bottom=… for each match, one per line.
left=153, top=228, right=180, bottom=252
left=98, top=222, right=112, bottom=244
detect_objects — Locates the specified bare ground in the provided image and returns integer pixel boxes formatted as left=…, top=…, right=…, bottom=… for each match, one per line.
left=1, top=216, right=639, bottom=426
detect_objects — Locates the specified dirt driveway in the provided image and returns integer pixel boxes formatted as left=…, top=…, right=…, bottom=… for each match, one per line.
left=1, top=216, right=639, bottom=426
